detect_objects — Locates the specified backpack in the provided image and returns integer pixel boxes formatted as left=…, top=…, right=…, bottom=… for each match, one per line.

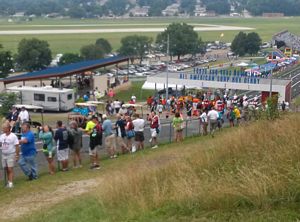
left=67, top=129, right=75, bottom=149
left=90, top=123, right=103, bottom=149
left=229, top=110, right=236, bottom=120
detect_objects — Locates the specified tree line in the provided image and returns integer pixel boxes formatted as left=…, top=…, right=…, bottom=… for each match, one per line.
left=1, top=0, right=300, bottom=17
left=0, top=23, right=262, bottom=78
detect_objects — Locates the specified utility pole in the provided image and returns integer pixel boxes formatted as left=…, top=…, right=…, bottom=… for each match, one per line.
left=166, top=34, right=170, bottom=100
left=269, top=51, right=273, bottom=98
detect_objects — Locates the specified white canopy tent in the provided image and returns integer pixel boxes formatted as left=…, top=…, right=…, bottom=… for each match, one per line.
left=236, top=62, right=249, bottom=67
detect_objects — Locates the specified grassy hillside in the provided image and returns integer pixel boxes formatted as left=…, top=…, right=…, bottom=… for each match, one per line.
left=2, top=113, right=300, bottom=222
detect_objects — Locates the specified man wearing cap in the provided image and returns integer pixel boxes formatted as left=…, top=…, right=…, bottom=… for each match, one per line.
left=85, top=116, right=101, bottom=169
left=18, top=106, right=29, bottom=123
left=102, top=114, right=117, bottom=159
left=0, top=122, right=19, bottom=188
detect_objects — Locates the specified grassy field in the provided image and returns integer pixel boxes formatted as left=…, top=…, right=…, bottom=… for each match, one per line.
left=104, top=81, right=154, bottom=103
left=0, top=17, right=300, bottom=55
left=1, top=113, right=300, bottom=221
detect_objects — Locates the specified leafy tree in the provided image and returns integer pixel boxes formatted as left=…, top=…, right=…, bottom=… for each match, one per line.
left=231, top=32, right=247, bottom=56
left=231, top=32, right=262, bottom=56
left=156, top=23, right=203, bottom=60
left=0, top=44, right=14, bottom=78
left=58, top=53, right=82, bottom=66
left=95, top=38, right=112, bottom=54
left=68, top=5, right=86, bottom=18
left=16, top=38, right=52, bottom=71
left=202, top=0, right=230, bottom=15
left=246, top=32, right=262, bottom=55
left=180, top=0, right=196, bottom=15
left=104, top=0, right=129, bottom=16
left=138, top=0, right=175, bottom=16
left=266, top=95, right=279, bottom=120
left=80, top=44, right=104, bottom=60
left=0, top=92, right=18, bottom=117
left=119, top=35, right=153, bottom=63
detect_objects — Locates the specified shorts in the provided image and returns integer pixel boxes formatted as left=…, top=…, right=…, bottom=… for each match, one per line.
left=72, top=146, right=82, bottom=152
left=89, top=145, right=101, bottom=156
left=57, top=149, right=69, bottom=161
left=150, top=128, right=157, bottom=138
left=1, top=153, right=15, bottom=168
left=135, top=131, right=144, bottom=142
left=105, top=134, right=116, bottom=149
left=43, top=150, right=56, bottom=158
left=116, top=137, right=126, bottom=149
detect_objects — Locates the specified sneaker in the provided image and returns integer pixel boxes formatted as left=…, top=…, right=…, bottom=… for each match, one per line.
left=151, top=145, right=158, bottom=149
left=27, top=174, right=33, bottom=181
left=113, top=154, right=118, bottom=158
left=94, top=165, right=101, bottom=170
left=6, top=182, right=14, bottom=188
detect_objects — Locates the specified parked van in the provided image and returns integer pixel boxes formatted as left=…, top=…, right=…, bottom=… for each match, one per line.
left=7, top=86, right=74, bottom=111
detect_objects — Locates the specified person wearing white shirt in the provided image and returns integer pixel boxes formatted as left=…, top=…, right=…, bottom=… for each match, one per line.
left=200, top=110, right=208, bottom=135
left=0, top=122, right=20, bottom=188
left=18, top=107, right=29, bottom=123
left=132, top=114, right=145, bottom=150
left=113, top=99, right=121, bottom=114
left=207, top=107, right=219, bottom=137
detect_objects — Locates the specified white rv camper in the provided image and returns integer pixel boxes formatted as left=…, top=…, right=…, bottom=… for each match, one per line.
left=7, top=86, right=74, bottom=111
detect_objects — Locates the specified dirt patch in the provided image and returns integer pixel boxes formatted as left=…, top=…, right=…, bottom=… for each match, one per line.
left=0, top=178, right=101, bottom=220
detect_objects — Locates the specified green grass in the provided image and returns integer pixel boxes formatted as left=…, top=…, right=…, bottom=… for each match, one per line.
left=104, top=81, right=154, bottom=103
left=1, top=17, right=300, bottom=55
left=2, top=113, right=300, bottom=222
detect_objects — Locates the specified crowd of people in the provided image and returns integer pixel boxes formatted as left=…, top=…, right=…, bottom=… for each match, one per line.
left=0, top=105, right=162, bottom=188
left=1, top=89, right=284, bottom=189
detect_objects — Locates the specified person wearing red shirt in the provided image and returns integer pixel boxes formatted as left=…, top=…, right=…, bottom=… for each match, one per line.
left=148, top=111, right=160, bottom=149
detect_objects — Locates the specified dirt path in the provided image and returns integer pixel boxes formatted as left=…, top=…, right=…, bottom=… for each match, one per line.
left=0, top=178, right=101, bottom=220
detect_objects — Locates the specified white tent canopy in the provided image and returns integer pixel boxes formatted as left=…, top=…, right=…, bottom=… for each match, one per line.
left=237, top=62, right=249, bottom=67
left=142, top=81, right=184, bottom=90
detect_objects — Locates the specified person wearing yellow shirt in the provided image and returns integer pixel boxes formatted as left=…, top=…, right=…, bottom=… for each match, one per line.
left=85, top=117, right=96, bottom=134
left=233, top=106, right=241, bottom=126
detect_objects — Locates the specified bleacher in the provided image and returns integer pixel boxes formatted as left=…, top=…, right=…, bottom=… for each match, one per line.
left=273, top=30, right=300, bottom=51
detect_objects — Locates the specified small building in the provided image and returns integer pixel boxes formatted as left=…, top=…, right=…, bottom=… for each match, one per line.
left=162, top=4, right=180, bottom=16
left=131, top=6, right=149, bottom=17
left=194, top=5, right=206, bottom=17
left=262, top=13, right=284, bottom=17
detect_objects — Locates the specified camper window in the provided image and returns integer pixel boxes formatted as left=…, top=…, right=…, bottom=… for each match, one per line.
left=67, top=94, right=73, bottom=100
left=48, top=97, right=57, bottom=102
left=34, top=93, right=45, bottom=101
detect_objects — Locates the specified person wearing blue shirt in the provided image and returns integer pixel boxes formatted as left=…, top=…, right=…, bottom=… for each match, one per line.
left=18, top=122, right=37, bottom=180
left=102, top=115, right=117, bottom=159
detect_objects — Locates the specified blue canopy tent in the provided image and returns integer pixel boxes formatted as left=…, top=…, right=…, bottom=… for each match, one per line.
left=0, top=56, right=129, bottom=85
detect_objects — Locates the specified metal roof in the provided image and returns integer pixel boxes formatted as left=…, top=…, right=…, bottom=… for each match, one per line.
left=1, top=56, right=129, bottom=84
left=7, top=85, right=73, bottom=93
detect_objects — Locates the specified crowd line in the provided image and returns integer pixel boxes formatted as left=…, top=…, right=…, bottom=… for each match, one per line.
left=1, top=91, right=285, bottom=189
